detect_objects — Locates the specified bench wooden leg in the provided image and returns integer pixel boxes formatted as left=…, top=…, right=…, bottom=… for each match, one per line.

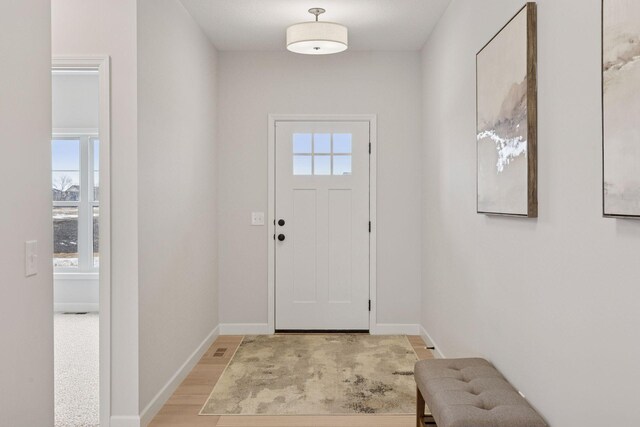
left=417, top=386, right=437, bottom=426
left=417, top=386, right=425, bottom=427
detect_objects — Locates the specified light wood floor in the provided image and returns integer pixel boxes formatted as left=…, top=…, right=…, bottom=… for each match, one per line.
left=149, top=335, right=434, bottom=427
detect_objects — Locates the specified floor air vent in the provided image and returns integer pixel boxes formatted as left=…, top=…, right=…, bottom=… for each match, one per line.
left=212, top=348, right=227, bottom=358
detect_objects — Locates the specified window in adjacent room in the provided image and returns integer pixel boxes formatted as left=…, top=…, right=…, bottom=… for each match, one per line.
left=52, top=135, right=99, bottom=271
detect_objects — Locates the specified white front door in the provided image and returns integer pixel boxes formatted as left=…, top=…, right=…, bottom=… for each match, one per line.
left=275, top=121, right=370, bottom=330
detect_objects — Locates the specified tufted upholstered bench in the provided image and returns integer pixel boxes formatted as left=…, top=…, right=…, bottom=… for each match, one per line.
left=414, top=358, right=547, bottom=427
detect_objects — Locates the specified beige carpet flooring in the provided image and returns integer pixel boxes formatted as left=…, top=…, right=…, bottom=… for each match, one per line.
left=201, top=334, right=419, bottom=416
left=55, top=313, right=99, bottom=427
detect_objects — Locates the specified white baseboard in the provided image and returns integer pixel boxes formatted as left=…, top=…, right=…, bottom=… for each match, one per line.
left=219, top=323, right=271, bottom=335
left=219, top=322, right=420, bottom=336
left=110, top=415, right=140, bottom=427
left=139, top=325, right=220, bottom=426
left=371, top=323, right=421, bottom=335
left=420, top=325, right=445, bottom=358
left=54, top=303, right=99, bottom=312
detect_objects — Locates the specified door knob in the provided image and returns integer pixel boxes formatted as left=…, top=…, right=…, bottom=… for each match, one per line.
left=278, top=219, right=285, bottom=226
left=277, top=234, right=285, bottom=241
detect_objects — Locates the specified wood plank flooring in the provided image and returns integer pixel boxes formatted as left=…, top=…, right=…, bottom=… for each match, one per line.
left=149, top=334, right=434, bottom=427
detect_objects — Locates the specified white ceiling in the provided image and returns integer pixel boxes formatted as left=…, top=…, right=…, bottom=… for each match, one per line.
left=179, top=0, right=451, bottom=51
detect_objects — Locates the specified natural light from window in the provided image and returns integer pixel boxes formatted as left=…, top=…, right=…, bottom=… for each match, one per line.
left=52, top=136, right=99, bottom=271
left=293, top=133, right=352, bottom=176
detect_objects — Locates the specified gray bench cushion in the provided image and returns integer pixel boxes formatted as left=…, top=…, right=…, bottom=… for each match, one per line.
left=415, top=358, right=547, bottom=427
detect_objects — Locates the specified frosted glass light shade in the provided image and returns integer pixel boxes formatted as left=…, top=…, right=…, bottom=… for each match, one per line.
left=286, top=22, right=348, bottom=55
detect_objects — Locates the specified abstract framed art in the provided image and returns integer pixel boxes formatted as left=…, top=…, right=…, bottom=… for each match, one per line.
left=476, top=3, right=537, bottom=217
left=602, top=0, right=640, bottom=218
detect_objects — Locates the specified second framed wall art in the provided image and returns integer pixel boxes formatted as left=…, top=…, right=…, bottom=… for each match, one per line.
left=476, top=2, right=537, bottom=217
left=602, top=0, right=640, bottom=218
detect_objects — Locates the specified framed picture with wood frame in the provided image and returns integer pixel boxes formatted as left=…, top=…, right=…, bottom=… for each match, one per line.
left=602, top=0, right=640, bottom=218
left=476, top=2, right=537, bottom=217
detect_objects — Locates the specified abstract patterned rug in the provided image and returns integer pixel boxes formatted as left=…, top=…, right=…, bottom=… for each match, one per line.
left=200, top=334, right=420, bottom=415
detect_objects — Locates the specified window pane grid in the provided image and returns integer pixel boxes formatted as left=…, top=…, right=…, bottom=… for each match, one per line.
left=293, top=133, right=312, bottom=154
left=53, top=206, right=79, bottom=268
left=313, top=133, right=331, bottom=154
left=292, top=133, right=353, bottom=176
left=293, top=154, right=312, bottom=175
left=91, top=138, right=100, bottom=202
left=52, top=135, right=99, bottom=272
left=93, top=207, right=99, bottom=268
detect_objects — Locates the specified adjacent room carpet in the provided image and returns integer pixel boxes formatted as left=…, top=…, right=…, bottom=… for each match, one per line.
left=200, top=334, right=420, bottom=416
left=55, top=312, right=99, bottom=427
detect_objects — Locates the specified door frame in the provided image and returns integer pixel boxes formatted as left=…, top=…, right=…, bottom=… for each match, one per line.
left=267, top=114, right=377, bottom=334
left=52, top=55, right=111, bottom=426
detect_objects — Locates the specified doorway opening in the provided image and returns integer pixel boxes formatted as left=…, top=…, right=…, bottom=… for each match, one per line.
left=52, top=57, right=110, bottom=427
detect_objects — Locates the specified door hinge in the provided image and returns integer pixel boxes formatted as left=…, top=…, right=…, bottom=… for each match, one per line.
left=369, top=142, right=371, bottom=154
left=368, top=300, right=371, bottom=311
left=368, top=221, right=371, bottom=232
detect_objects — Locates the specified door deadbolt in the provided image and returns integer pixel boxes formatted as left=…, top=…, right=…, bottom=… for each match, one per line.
left=278, top=219, right=285, bottom=226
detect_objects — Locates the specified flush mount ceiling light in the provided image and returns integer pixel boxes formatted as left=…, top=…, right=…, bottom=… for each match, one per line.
left=286, top=8, right=348, bottom=55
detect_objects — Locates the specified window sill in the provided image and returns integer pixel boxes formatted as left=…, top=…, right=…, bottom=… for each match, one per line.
left=54, top=272, right=99, bottom=281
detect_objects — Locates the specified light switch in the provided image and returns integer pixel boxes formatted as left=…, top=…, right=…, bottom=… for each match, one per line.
left=251, top=212, right=265, bottom=226
left=25, top=240, right=38, bottom=277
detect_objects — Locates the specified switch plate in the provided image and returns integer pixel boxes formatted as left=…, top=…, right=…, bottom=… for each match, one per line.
left=251, top=212, right=265, bottom=226
left=25, top=240, right=38, bottom=277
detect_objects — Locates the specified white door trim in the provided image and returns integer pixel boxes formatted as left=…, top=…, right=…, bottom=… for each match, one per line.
left=52, top=55, right=111, bottom=427
left=267, top=114, right=377, bottom=334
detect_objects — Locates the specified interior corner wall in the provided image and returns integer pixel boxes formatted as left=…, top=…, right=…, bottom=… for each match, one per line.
left=420, top=0, right=640, bottom=426
left=217, top=51, right=422, bottom=328
left=0, top=1, right=53, bottom=426
left=137, top=0, right=219, bottom=415
left=52, top=0, right=140, bottom=420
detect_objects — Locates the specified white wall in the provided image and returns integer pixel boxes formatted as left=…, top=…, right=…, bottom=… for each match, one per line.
left=52, top=0, right=141, bottom=421
left=137, top=0, right=219, bottom=418
left=0, top=0, right=53, bottom=426
left=421, top=1, right=640, bottom=426
left=52, top=73, right=99, bottom=130
left=54, top=275, right=99, bottom=312
left=218, top=51, right=422, bottom=329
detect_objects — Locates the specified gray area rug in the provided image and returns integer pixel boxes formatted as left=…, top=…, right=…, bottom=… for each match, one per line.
left=201, top=334, right=419, bottom=415
left=55, top=313, right=99, bottom=427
